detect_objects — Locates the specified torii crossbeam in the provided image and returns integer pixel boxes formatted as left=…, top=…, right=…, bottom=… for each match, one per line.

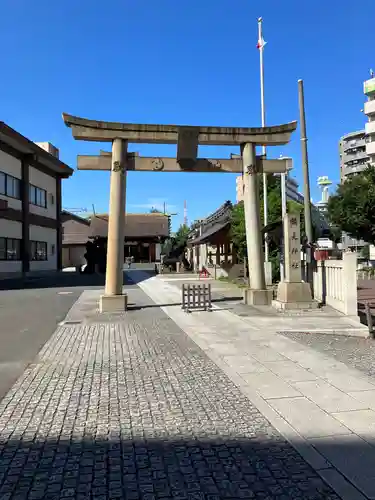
left=77, top=152, right=292, bottom=174
left=63, top=113, right=297, bottom=312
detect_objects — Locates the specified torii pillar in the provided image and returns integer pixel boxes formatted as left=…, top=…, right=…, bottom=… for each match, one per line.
left=241, top=143, right=271, bottom=305
left=99, top=138, right=128, bottom=313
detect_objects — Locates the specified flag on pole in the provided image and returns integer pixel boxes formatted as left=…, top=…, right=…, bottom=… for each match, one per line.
left=257, top=36, right=266, bottom=50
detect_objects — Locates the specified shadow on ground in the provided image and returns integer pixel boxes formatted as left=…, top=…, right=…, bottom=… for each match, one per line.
left=0, top=435, right=345, bottom=499
left=0, top=270, right=154, bottom=291
left=126, top=296, right=241, bottom=312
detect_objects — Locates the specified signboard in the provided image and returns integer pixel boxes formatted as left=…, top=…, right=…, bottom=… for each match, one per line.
left=283, top=213, right=301, bottom=282
left=364, top=78, right=375, bottom=95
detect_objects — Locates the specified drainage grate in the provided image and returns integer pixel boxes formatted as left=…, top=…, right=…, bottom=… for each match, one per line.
left=59, top=320, right=81, bottom=326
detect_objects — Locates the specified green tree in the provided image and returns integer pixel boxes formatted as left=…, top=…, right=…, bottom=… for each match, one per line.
left=231, top=176, right=288, bottom=260
left=174, top=224, right=190, bottom=247
left=161, top=224, right=191, bottom=259
left=150, top=207, right=162, bottom=213
left=327, top=166, right=375, bottom=244
left=230, top=202, right=247, bottom=259
left=361, top=245, right=370, bottom=260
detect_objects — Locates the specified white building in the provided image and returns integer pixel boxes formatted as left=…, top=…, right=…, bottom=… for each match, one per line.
left=236, top=173, right=303, bottom=205
left=0, top=122, right=73, bottom=277
left=364, top=76, right=375, bottom=165
left=339, top=130, right=369, bottom=181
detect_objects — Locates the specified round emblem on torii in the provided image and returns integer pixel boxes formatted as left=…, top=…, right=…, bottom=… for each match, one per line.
left=211, top=159, right=222, bottom=169
left=152, top=158, right=164, bottom=171
left=112, top=161, right=126, bottom=173
left=247, top=163, right=259, bottom=175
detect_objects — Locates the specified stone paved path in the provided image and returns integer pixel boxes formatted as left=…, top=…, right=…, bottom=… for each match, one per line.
left=0, top=290, right=339, bottom=500
left=280, top=331, right=375, bottom=380
left=136, top=272, right=375, bottom=499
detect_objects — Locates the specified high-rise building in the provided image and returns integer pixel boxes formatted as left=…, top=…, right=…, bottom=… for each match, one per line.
left=338, top=132, right=368, bottom=248
left=339, top=130, right=369, bottom=181
left=235, top=174, right=328, bottom=233
left=364, top=76, right=375, bottom=165
left=236, top=173, right=304, bottom=206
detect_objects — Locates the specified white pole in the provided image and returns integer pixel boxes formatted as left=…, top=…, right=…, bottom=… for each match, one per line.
left=258, top=17, right=269, bottom=263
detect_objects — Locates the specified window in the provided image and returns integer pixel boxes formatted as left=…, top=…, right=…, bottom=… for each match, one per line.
left=0, top=173, right=5, bottom=195
left=0, top=171, right=20, bottom=199
left=7, top=176, right=20, bottom=198
left=30, top=241, right=47, bottom=261
left=0, top=238, right=21, bottom=261
left=29, top=184, right=47, bottom=208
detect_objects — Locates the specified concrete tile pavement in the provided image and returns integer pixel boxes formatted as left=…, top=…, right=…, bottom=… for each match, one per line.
left=0, top=285, right=343, bottom=500
left=135, top=271, right=375, bottom=499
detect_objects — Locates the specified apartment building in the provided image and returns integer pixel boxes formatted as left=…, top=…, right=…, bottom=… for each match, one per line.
left=339, top=130, right=369, bottom=181
left=364, top=77, right=375, bottom=165
left=236, top=172, right=303, bottom=205
left=0, top=122, right=73, bottom=276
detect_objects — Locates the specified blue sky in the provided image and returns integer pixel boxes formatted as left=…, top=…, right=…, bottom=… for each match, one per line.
left=1, top=0, right=374, bottom=230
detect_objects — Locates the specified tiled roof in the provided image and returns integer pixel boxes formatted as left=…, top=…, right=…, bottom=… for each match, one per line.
left=189, top=201, right=232, bottom=243
left=90, top=213, right=169, bottom=239
left=62, top=212, right=91, bottom=245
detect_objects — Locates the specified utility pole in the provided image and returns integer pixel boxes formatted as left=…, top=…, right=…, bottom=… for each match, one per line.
left=257, top=17, right=269, bottom=263
left=298, top=79, right=314, bottom=289
left=183, top=200, right=188, bottom=227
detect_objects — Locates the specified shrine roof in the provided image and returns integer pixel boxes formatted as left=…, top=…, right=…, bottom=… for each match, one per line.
left=90, top=213, right=169, bottom=239
left=188, top=201, right=232, bottom=245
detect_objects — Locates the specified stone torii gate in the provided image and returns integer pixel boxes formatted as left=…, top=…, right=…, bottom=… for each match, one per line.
left=62, top=114, right=297, bottom=312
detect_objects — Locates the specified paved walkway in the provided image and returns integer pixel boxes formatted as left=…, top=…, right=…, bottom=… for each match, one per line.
left=136, top=272, right=375, bottom=499
left=358, top=279, right=375, bottom=323
left=0, top=274, right=373, bottom=499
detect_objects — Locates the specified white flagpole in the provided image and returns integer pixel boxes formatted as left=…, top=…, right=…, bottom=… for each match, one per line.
left=258, top=17, right=269, bottom=263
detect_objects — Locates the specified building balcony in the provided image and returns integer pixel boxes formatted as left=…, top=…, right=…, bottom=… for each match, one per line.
left=365, top=121, right=375, bottom=135
left=366, top=141, right=375, bottom=157
left=342, top=149, right=369, bottom=165
left=342, top=148, right=368, bottom=167
left=342, top=164, right=368, bottom=177
left=342, top=137, right=366, bottom=152
left=364, top=99, right=375, bottom=116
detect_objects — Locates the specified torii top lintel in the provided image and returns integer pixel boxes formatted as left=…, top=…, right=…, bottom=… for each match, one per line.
left=62, top=113, right=297, bottom=147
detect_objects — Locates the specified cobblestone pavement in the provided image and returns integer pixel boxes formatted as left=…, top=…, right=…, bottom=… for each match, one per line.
left=358, top=279, right=375, bottom=308
left=280, top=330, right=375, bottom=380
left=0, top=294, right=340, bottom=499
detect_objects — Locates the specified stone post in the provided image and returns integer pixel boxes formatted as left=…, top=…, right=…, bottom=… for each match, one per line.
left=284, top=213, right=302, bottom=283
left=273, top=213, right=316, bottom=310
left=241, top=143, right=272, bottom=305
left=342, top=251, right=359, bottom=317
left=100, top=138, right=128, bottom=313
